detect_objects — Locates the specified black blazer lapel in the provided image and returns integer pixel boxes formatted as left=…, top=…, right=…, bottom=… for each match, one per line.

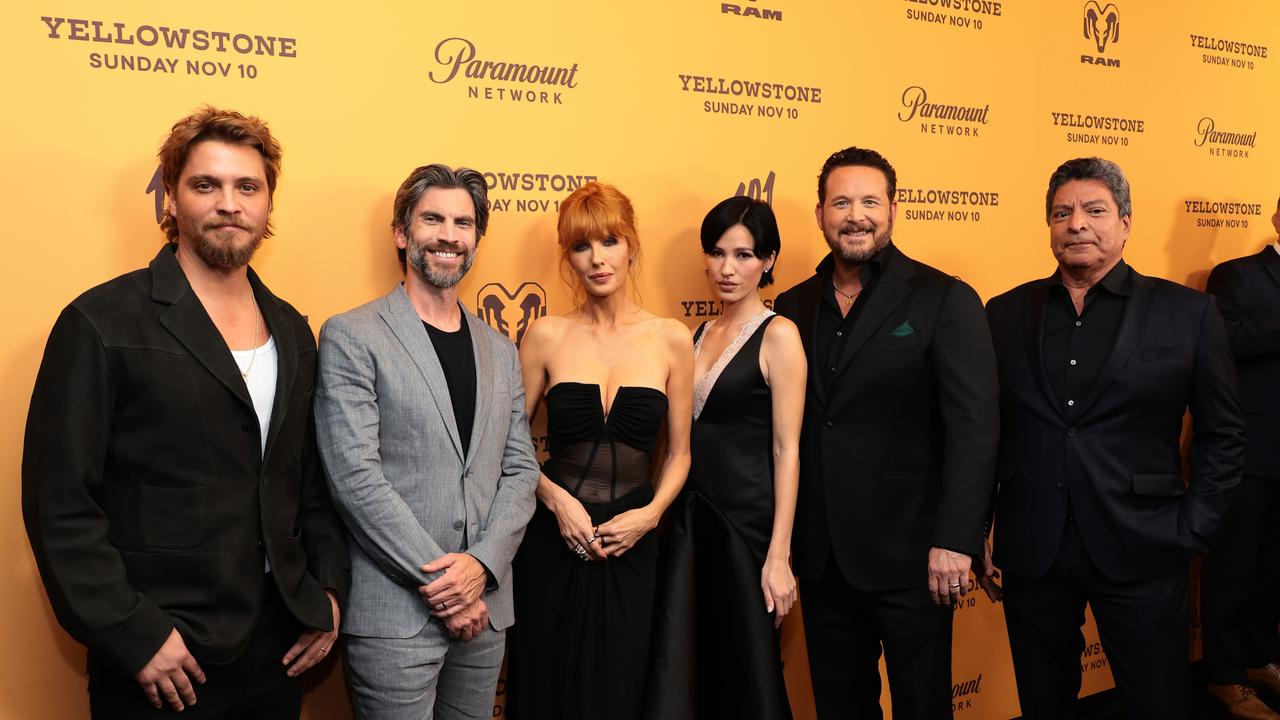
left=831, top=251, right=915, bottom=380
left=1073, top=270, right=1157, bottom=420
left=1263, top=247, right=1280, bottom=288
left=253, top=269, right=298, bottom=463
left=1021, top=276, right=1063, bottom=421
left=789, top=275, right=827, bottom=405
left=150, top=248, right=254, bottom=412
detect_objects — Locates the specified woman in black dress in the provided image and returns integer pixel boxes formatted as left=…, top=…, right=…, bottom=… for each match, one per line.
left=506, top=182, right=693, bottom=720
left=646, top=196, right=807, bottom=720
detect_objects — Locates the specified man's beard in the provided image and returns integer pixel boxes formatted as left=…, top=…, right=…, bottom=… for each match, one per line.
left=825, top=219, right=892, bottom=264
left=409, top=241, right=475, bottom=289
left=183, top=214, right=265, bottom=270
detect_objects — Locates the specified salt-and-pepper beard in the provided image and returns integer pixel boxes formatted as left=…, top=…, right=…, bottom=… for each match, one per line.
left=409, top=240, right=476, bottom=289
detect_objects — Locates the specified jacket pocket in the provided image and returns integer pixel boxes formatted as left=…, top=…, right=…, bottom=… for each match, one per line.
left=867, top=334, right=921, bottom=353
left=138, top=486, right=206, bottom=549
left=1132, top=472, right=1186, bottom=497
left=118, top=550, right=223, bottom=640
left=1139, top=346, right=1186, bottom=361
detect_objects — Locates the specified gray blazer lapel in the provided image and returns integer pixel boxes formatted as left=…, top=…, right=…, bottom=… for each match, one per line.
left=379, top=285, right=465, bottom=460
left=463, top=308, right=494, bottom=470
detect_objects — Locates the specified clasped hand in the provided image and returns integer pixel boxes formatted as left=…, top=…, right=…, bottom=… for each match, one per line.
left=419, top=553, right=489, bottom=641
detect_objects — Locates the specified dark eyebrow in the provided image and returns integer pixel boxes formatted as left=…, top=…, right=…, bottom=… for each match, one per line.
left=186, top=175, right=262, bottom=185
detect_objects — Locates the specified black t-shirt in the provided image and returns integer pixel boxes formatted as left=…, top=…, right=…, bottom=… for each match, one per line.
left=424, top=319, right=476, bottom=458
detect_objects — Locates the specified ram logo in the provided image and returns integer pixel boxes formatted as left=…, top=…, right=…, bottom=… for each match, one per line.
left=476, top=282, right=547, bottom=347
left=1083, top=2, right=1120, bottom=54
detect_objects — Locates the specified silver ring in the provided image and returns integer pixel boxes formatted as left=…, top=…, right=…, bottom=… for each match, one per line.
left=438, top=601, right=448, bottom=610
left=948, top=584, right=961, bottom=589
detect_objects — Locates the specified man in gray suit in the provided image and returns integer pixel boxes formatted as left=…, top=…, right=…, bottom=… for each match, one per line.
left=315, top=164, right=539, bottom=719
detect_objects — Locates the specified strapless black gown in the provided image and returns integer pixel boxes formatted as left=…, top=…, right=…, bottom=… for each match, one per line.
left=645, top=316, right=793, bottom=719
left=507, top=382, right=668, bottom=720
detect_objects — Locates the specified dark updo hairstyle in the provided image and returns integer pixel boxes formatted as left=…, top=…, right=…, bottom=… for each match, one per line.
left=699, top=196, right=781, bottom=288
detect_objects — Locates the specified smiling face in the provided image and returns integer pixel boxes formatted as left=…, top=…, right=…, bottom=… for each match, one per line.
left=816, top=164, right=896, bottom=265
left=705, top=223, right=773, bottom=302
left=1048, top=178, right=1130, bottom=276
left=171, top=140, right=271, bottom=271
left=566, top=233, right=632, bottom=298
left=395, top=187, right=478, bottom=289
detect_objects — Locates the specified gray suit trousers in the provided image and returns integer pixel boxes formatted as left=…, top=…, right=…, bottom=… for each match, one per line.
left=344, top=620, right=505, bottom=720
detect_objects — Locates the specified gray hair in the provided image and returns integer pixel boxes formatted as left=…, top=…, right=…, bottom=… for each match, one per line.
left=1045, top=157, right=1131, bottom=223
left=392, top=164, right=489, bottom=269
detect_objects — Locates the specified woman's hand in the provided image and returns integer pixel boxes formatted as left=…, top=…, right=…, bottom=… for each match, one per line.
left=596, top=506, right=659, bottom=557
left=547, top=487, right=606, bottom=562
left=761, top=554, right=798, bottom=629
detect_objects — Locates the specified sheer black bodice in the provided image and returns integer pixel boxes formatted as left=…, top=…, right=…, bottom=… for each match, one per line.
left=544, top=382, right=668, bottom=505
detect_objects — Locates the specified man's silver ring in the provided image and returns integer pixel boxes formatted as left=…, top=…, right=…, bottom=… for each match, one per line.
left=948, top=583, right=961, bottom=589
left=438, top=601, right=448, bottom=610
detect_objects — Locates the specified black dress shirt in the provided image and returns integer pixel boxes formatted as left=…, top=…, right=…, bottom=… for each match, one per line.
left=1041, top=260, right=1132, bottom=420
left=814, top=243, right=893, bottom=393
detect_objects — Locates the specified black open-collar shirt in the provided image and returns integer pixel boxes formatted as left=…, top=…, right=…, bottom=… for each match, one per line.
left=1041, top=259, right=1133, bottom=420
left=814, top=242, right=894, bottom=393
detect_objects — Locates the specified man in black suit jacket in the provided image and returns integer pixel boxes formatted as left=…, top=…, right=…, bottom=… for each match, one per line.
left=1200, top=198, right=1280, bottom=718
left=774, top=146, right=1000, bottom=719
left=986, top=157, right=1244, bottom=719
left=22, top=107, right=349, bottom=718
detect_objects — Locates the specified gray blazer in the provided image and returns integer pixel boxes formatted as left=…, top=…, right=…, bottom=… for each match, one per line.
left=314, top=284, right=538, bottom=637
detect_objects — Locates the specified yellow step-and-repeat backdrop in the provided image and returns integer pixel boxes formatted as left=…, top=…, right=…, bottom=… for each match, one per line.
left=2, top=2, right=1276, bottom=718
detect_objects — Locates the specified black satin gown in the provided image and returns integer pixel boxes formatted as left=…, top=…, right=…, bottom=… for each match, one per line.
left=645, top=316, right=792, bottom=720
left=507, top=382, right=668, bottom=720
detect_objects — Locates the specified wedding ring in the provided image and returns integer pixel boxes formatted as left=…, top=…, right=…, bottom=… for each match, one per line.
left=948, top=583, right=961, bottom=589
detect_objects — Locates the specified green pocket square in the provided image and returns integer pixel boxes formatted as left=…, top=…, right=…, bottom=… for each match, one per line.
left=890, top=321, right=914, bottom=338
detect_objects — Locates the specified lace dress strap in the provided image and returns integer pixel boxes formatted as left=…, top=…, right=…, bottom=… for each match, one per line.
left=691, top=309, right=774, bottom=420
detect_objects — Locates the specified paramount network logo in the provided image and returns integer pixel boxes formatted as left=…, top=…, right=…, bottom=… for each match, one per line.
left=1081, top=1, right=1120, bottom=67
left=736, top=171, right=776, bottom=205
left=476, top=282, right=547, bottom=347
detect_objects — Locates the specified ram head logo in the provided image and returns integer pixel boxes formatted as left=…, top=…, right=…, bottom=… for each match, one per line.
left=1083, top=2, right=1120, bottom=53
left=476, top=281, right=547, bottom=347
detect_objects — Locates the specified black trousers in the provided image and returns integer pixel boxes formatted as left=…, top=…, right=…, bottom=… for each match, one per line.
left=87, top=575, right=304, bottom=719
left=1202, top=473, right=1280, bottom=683
left=1003, top=520, right=1190, bottom=720
left=799, top=558, right=953, bottom=720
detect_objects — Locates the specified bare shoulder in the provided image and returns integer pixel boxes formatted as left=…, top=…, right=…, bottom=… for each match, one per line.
left=764, top=314, right=801, bottom=345
left=655, top=317, right=695, bottom=353
left=524, top=313, right=572, bottom=344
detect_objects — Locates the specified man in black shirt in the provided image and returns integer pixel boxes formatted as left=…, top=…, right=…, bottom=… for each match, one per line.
left=774, top=146, right=1000, bottom=719
left=986, top=157, right=1245, bottom=718
left=314, top=164, right=539, bottom=719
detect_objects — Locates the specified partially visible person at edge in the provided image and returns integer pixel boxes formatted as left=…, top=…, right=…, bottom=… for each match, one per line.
left=506, top=181, right=694, bottom=720
left=773, top=145, right=1001, bottom=720
left=1199, top=195, right=1280, bottom=720
left=644, top=196, right=806, bottom=720
left=22, top=106, right=349, bottom=718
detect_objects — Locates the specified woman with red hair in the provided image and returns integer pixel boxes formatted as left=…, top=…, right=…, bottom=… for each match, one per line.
left=506, top=182, right=693, bottom=720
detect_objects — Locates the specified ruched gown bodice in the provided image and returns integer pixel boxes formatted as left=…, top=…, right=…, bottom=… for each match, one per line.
left=507, top=382, right=668, bottom=720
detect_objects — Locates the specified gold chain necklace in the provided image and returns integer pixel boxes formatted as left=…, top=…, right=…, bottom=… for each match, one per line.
left=832, top=282, right=861, bottom=305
